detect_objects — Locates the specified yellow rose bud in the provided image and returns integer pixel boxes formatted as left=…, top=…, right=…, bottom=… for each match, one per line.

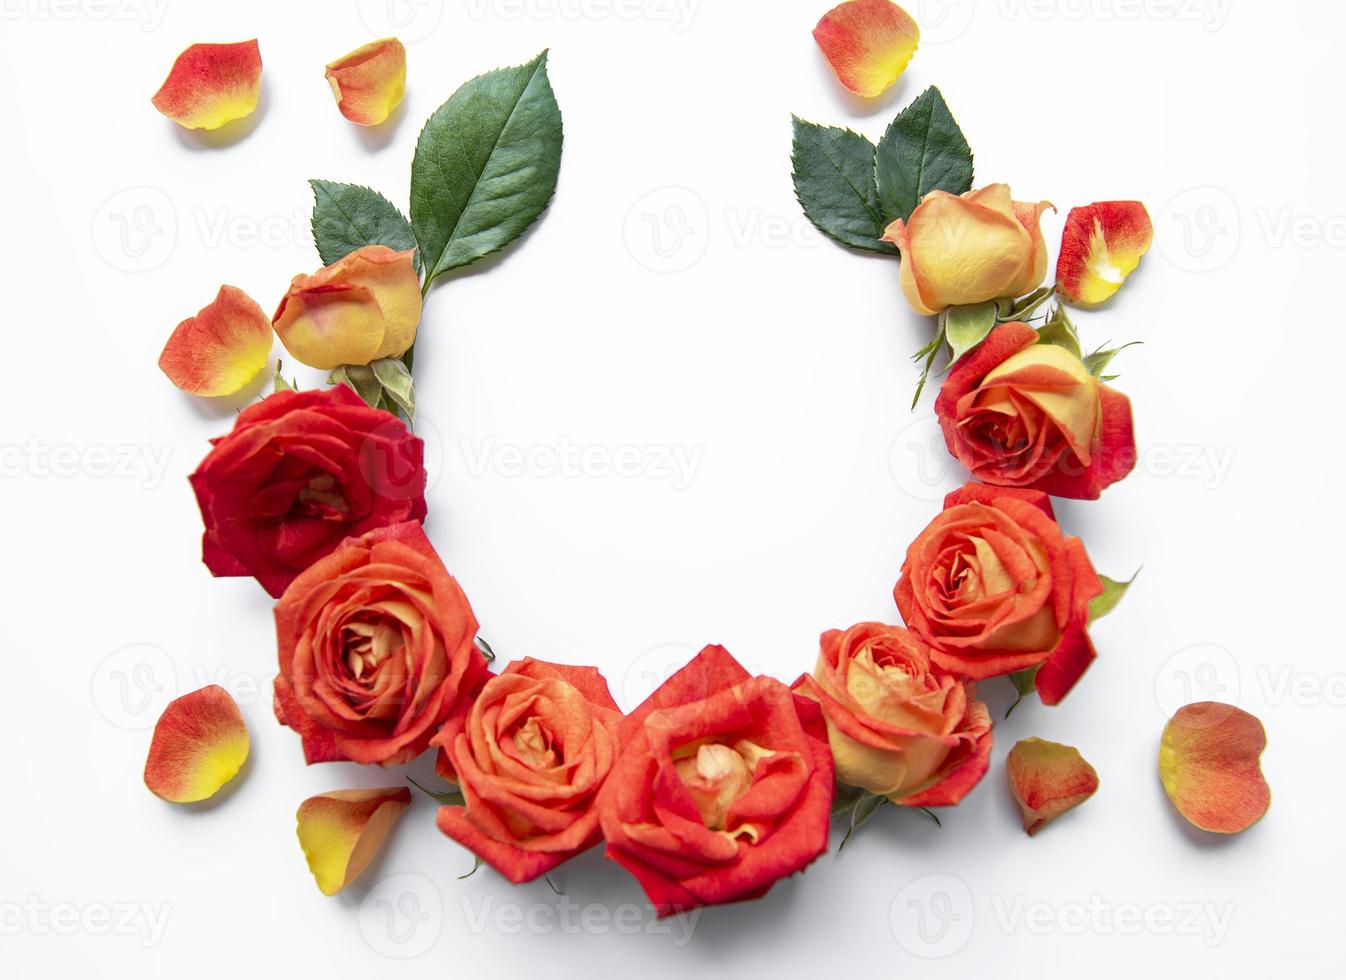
left=881, top=184, right=1054, bottom=316
left=272, top=245, right=421, bottom=371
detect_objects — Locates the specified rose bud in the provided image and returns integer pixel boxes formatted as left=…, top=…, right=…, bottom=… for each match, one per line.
left=796, top=623, right=991, bottom=805
left=325, top=38, right=407, bottom=126
left=936, top=322, right=1137, bottom=499
left=273, top=522, right=487, bottom=766
left=597, top=645, right=833, bottom=916
left=431, top=659, right=624, bottom=883
left=881, top=184, right=1053, bottom=316
left=189, top=386, right=427, bottom=597
left=272, top=245, right=421, bottom=371
left=894, top=483, right=1104, bottom=705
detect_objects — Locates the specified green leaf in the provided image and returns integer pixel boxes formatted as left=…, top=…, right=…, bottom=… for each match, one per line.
left=1035, top=305, right=1083, bottom=360
left=943, top=301, right=998, bottom=363
left=410, top=51, right=563, bottom=283
left=1090, top=570, right=1138, bottom=622
left=370, top=356, right=415, bottom=420
left=874, top=87, right=974, bottom=224
left=1005, top=666, right=1038, bottom=718
left=272, top=360, right=296, bottom=394
left=328, top=364, right=382, bottom=408
left=790, top=117, right=895, bottom=254
left=474, top=636, right=497, bottom=662
left=407, top=777, right=465, bottom=807
left=1084, top=341, right=1140, bottom=379
left=309, top=180, right=418, bottom=267
left=838, top=789, right=887, bottom=851
left=1004, top=285, right=1056, bottom=322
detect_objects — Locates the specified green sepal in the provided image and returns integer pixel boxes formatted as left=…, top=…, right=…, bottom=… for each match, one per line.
left=1090, top=570, right=1139, bottom=622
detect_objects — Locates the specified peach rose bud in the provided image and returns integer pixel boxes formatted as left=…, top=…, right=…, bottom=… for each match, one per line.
left=144, top=686, right=249, bottom=803
left=1006, top=737, right=1099, bottom=836
left=158, top=285, right=273, bottom=397
left=882, top=185, right=1054, bottom=316
left=813, top=0, right=920, bottom=98
left=1056, top=201, right=1153, bottom=307
left=151, top=40, right=262, bottom=131
left=296, top=787, right=413, bottom=895
left=272, top=245, right=421, bottom=371
left=325, top=38, right=406, bottom=126
left=1159, top=702, right=1270, bottom=834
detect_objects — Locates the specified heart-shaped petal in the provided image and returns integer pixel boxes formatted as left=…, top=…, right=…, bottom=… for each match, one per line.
left=1159, top=702, right=1270, bottom=834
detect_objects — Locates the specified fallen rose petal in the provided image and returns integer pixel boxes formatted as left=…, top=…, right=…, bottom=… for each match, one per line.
left=1056, top=201, right=1153, bottom=306
left=151, top=40, right=262, bottom=131
left=1006, top=737, right=1099, bottom=835
left=296, top=787, right=412, bottom=895
left=325, top=38, right=406, bottom=126
left=813, top=0, right=920, bottom=98
left=158, top=285, right=273, bottom=396
left=1159, top=702, right=1269, bottom=834
left=144, top=686, right=249, bottom=803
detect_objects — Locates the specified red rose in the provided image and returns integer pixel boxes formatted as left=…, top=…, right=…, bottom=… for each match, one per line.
left=431, top=659, right=624, bottom=883
left=935, top=322, right=1136, bottom=499
left=273, top=522, right=486, bottom=766
left=597, top=645, right=833, bottom=915
left=190, top=386, right=426, bottom=598
left=894, top=483, right=1104, bottom=705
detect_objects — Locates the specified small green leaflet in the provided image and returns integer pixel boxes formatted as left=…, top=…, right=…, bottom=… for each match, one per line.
left=406, top=777, right=464, bottom=807
left=370, top=357, right=415, bottom=421
left=943, top=301, right=998, bottom=364
left=410, top=50, right=563, bottom=284
left=328, top=364, right=383, bottom=407
left=1089, top=571, right=1138, bottom=622
left=1084, top=341, right=1140, bottom=380
left=1035, top=305, right=1084, bottom=360
left=309, top=180, right=417, bottom=266
left=874, top=86, right=974, bottom=225
left=790, top=117, right=895, bottom=254
left=1005, top=666, right=1039, bottom=718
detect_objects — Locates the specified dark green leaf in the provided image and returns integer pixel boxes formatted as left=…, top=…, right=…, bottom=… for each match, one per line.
left=410, top=51, right=563, bottom=282
left=474, top=636, right=497, bottom=662
left=790, top=117, right=895, bottom=254
left=309, top=180, right=417, bottom=266
left=1090, top=570, right=1139, bottom=622
left=874, top=87, right=974, bottom=224
left=944, top=301, right=998, bottom=363
left=407, top=777, right=465, bottom=807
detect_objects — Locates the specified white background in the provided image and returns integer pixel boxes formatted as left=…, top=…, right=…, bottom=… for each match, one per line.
left=2, top=0, right=1341, bottom=975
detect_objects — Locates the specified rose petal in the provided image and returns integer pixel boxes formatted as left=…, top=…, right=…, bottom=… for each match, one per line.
left=158, top=285, right=273, bottom=396
left=1006, top=737, right=1098, bottom=835
left=296, top=787, right=412, bottom=895
left=1159, top=702, right=1270, bottom=834
left=144, top=685, right=249, bottom=803
left=813, top=0, right=920, bottom=98
left=326, top=38, right=407, bottom=126
left=1056, top=201, right=1153, bottom=307
left=151, top=40, right=262, bottom=131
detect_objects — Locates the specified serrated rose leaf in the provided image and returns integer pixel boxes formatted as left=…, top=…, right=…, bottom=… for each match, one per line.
left=813, top=0, right=920, bottom=98
left=410, top=51, right=562, bottom=282
left=296, top=788, right=412, bottom=895
left=874, top=87, right=974, bottom=225
left=144, top=686, right=249, bottom=803
left=1159, top=702, right=1269, bottom=834
left=326, top=38, right=406, bottom=126
left=309, top=180, right=418, bottom=267
left=790, top=117, right=895, bottom=254
left=1056, top=201, right=1153, bottom=307
left=151, top=40, right=262, bottom=131
left=1007, top=737, right=1099, bottom=836
left=159, top=285, right=273, bottom=397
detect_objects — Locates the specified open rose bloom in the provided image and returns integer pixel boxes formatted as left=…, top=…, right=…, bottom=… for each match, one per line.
left=882, top=184, right=1053, bottom=316
left=597, top=646, right=833, bottom=915
left=273, top=522, right=486, bottom=766
left=895, top=483, right=1104, bottom=704
left=190, top=386, right=427, bottom=597
left=797, top=623, right=990, bottom=804
left=432, top=659, right=624, bottom=882
left=937, top=322, right=1137, bottom=499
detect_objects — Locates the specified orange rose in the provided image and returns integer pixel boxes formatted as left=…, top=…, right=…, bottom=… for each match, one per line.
left=881, top=184, right=1053, bottom=316
left=272, top=245, right=421, bottom=370
left=796, top=623, right=991, bottom=804
left=895, top=483, right=1104, bottom=705
left=430, top=659, right=624, bottom=883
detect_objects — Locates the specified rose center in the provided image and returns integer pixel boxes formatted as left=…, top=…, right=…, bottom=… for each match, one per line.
left=510, top=716, right=559, bottom=769
left=342, top=619, right=403, bottom=682
left=673, top=740, right=771, bottom=833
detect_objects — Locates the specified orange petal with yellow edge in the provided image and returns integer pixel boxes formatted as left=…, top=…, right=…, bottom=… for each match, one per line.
left=1056, top=201, right=1153, bottom=307
left=151, top=40, right=262, bottom=131
left=1159, top=702, right=1269, bottom=834
left=158, top=285, right=273, bottom=396
left=144, top=686, right=249, bottom=803
left=296, top=788, right=413, bottom=895
left=1006, top=737, right=1099, bottom=836
left=813, top=0, right=920, bottom=98
left=325, top=38, right=406, bottom=126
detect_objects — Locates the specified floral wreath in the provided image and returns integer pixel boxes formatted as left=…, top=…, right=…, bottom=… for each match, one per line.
left=147, top=3, right=1270, bottom=919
